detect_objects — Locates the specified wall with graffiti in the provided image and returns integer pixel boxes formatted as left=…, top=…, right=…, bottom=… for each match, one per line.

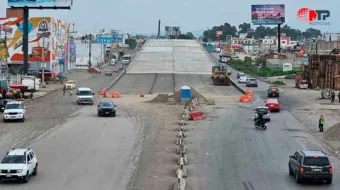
left=0, top=17, right=69, bottom=73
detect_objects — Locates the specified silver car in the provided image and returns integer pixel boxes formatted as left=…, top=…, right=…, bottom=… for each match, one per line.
left=246, top=78, right=258, bottom=87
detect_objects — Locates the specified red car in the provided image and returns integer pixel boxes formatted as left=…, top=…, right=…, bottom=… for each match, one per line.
left=87, top=67, right=101, bottom=73
left=265, top=99, right=280, bottom=112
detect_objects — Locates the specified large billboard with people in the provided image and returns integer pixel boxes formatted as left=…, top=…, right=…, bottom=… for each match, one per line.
left=8, top=0, right=72, bottom=8
left=251, top=4, right=285, bottom=25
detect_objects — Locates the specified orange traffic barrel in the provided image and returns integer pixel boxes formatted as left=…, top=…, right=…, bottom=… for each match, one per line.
left=99, top=89, right=105, bottom=95
left=140, top=90, right=144, bottom=97
left=112, top=92, right=121, bottom=98
left=104, top=90, right=110, bottom=98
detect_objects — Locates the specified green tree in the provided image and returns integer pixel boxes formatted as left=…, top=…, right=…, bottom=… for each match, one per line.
left=186, top=32, right=194, bottom=39
left=125, top=38, right=137, bottom=49
left=238, top=23, right=252, bottom=33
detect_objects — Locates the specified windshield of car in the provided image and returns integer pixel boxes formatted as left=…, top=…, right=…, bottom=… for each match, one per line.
left=78, top=90, right=93, bottom=95
left=5, top=104, right=23, bottom=110
left=267, top=99, right=278, bottom=103
left=303, top=157, right=330, bottom=166
left=1, top=155, right=26, bottom=164
left=101, top=102, right=113, bottom=107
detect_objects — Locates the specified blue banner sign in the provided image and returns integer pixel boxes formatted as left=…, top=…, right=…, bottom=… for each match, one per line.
left=96, top=34, right=123, bottom=44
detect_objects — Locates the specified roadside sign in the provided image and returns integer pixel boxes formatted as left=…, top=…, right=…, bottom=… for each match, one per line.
left=96, top=34, right=123, bottom=44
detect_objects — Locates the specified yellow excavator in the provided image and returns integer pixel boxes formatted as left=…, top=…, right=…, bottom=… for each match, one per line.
left=210, top=65, right=232, bottom=85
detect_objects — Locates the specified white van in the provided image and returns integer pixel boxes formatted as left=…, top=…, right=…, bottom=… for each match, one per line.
left=76, top=87, right=95, bottom=105
left=122, top=55, right=131, bottom=65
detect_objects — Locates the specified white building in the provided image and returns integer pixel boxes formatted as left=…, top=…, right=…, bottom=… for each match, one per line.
left=325, top=33, right=340, bottom=42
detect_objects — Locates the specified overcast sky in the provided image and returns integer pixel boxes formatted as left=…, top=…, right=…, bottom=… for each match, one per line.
left=0, top=0, right=339, bottom=35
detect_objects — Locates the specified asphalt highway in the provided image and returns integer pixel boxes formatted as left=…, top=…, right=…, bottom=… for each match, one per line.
left=185, top=52, right=340, bottom=190
left=209, top=53, right=311, bottom=109
left=0, top=65, right=146, bottom=190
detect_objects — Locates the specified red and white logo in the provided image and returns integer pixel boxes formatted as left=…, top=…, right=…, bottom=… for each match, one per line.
left=297, top=8, right=318, bottom=22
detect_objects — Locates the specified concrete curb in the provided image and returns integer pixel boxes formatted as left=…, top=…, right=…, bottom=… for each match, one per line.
left=104, top=69, right=126, bottom=91
left=173, top=97, right=200, bottom=189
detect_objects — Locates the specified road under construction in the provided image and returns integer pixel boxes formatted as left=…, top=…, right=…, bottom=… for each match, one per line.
left=109, top=39, right=241, bottom=97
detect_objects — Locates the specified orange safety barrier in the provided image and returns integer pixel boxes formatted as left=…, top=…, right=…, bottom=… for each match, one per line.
left=99, top=89, right=105, bottom=95
left=140, top=90, right=144, bottom=97
left=112, top=92, right=121, bottom=98
left=99, top=88, right=103, bottom=93
left=239, top=95, right=250, bottom=103
left=104, top=91, right=110, bottom=98
left=245, top=89, right=250, bottom=94
left=246, top=91, right=253, bottom=101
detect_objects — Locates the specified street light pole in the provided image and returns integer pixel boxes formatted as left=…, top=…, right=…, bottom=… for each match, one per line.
left=88, top=34, right=92, bottom=68
left=42, top=35, right=46, bottom=88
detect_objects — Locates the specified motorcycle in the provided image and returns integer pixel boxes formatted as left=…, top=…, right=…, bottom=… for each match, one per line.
left=254, top=120, right=267, bottom=130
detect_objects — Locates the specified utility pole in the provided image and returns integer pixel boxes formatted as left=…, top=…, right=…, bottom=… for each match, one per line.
left=38, top=32, right=50, bottom=88
left=88, top=34, right=92, bottom=68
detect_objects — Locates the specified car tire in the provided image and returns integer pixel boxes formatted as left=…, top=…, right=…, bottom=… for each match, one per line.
left=33, top=164, right=38, bottom=176
left=112, top=112, right=116, bottom=117
left=22, top=171, right=29, bottom=183
left=277, top=109, right=280, bottom=112
left=289, top=164, right=294, bottom=176
left=326, top=178, right=332, bottom=184
left=295, top=172, right=302, bottom=184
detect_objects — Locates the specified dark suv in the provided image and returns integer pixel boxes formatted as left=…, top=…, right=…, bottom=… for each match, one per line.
left=288, top=150, right=333, bottom=184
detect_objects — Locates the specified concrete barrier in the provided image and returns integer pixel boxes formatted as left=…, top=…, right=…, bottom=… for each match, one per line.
left=104, top=69, right=126, bottom=91
left=176, top=144, right=186, bottom=154
left=173, top=178, right=186, bottom=190
left=172, top=97, right=201, bottom=188
left=230, top=79, right=246, bottom=94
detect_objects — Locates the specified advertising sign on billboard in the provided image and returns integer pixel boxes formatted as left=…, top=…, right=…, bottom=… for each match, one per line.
left=251, top=5, right=285, bottom=25
left=8, top=0, right=73, bottom=8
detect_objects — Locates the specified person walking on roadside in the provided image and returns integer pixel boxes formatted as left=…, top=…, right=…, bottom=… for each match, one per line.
left=319, top=115, right=325, bottom=132
left=63, top=85, right=66, bottom=95
left=337, top=91, right=340, bottom=103
left=331, top=91, right=335, bottom=103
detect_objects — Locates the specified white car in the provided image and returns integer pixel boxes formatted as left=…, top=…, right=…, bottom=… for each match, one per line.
left=0, top=148, right=38, bottom=183
left=238, top=76, right=248, bottom=83
left=76, top=87, right=95, bottom=105
left=3, top=101, right=26, bottom=122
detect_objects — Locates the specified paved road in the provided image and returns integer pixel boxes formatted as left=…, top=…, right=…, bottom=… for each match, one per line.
left=184, top=52, right=340, bottom=189
left=209, top=53, right=311, bottom=109
left=192, top=103, right=340, bottom=190
left=110, top=73, right=240, bottom=96
left=0, top=65, right=145, bottom=189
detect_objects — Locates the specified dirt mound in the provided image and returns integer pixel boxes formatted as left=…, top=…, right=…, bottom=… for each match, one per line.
left=169, top=87, right=208, bottom=103
left=149, top=94, right=170, bottom=103
left=324, top=123, right=340, bottom=141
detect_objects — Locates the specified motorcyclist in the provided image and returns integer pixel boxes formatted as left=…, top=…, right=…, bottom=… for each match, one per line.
left=255, top=112, right=266, bottom=127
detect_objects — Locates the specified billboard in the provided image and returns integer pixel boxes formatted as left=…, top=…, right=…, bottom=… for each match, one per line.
left=0, top=17, right=68, bottom=67
left=251, top=5, right=285, bottom=25
left=8, top=0, right=72, bottom=8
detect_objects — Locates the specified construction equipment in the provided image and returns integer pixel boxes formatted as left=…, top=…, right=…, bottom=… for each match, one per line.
left=210, top=65, right=232, bottom=85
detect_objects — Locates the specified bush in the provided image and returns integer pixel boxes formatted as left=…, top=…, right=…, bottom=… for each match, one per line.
left=229, top=59, right=299, bottom=77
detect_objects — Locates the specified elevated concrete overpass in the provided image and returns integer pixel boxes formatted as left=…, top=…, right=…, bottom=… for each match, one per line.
left=111, top=39, right=240, bottom=96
